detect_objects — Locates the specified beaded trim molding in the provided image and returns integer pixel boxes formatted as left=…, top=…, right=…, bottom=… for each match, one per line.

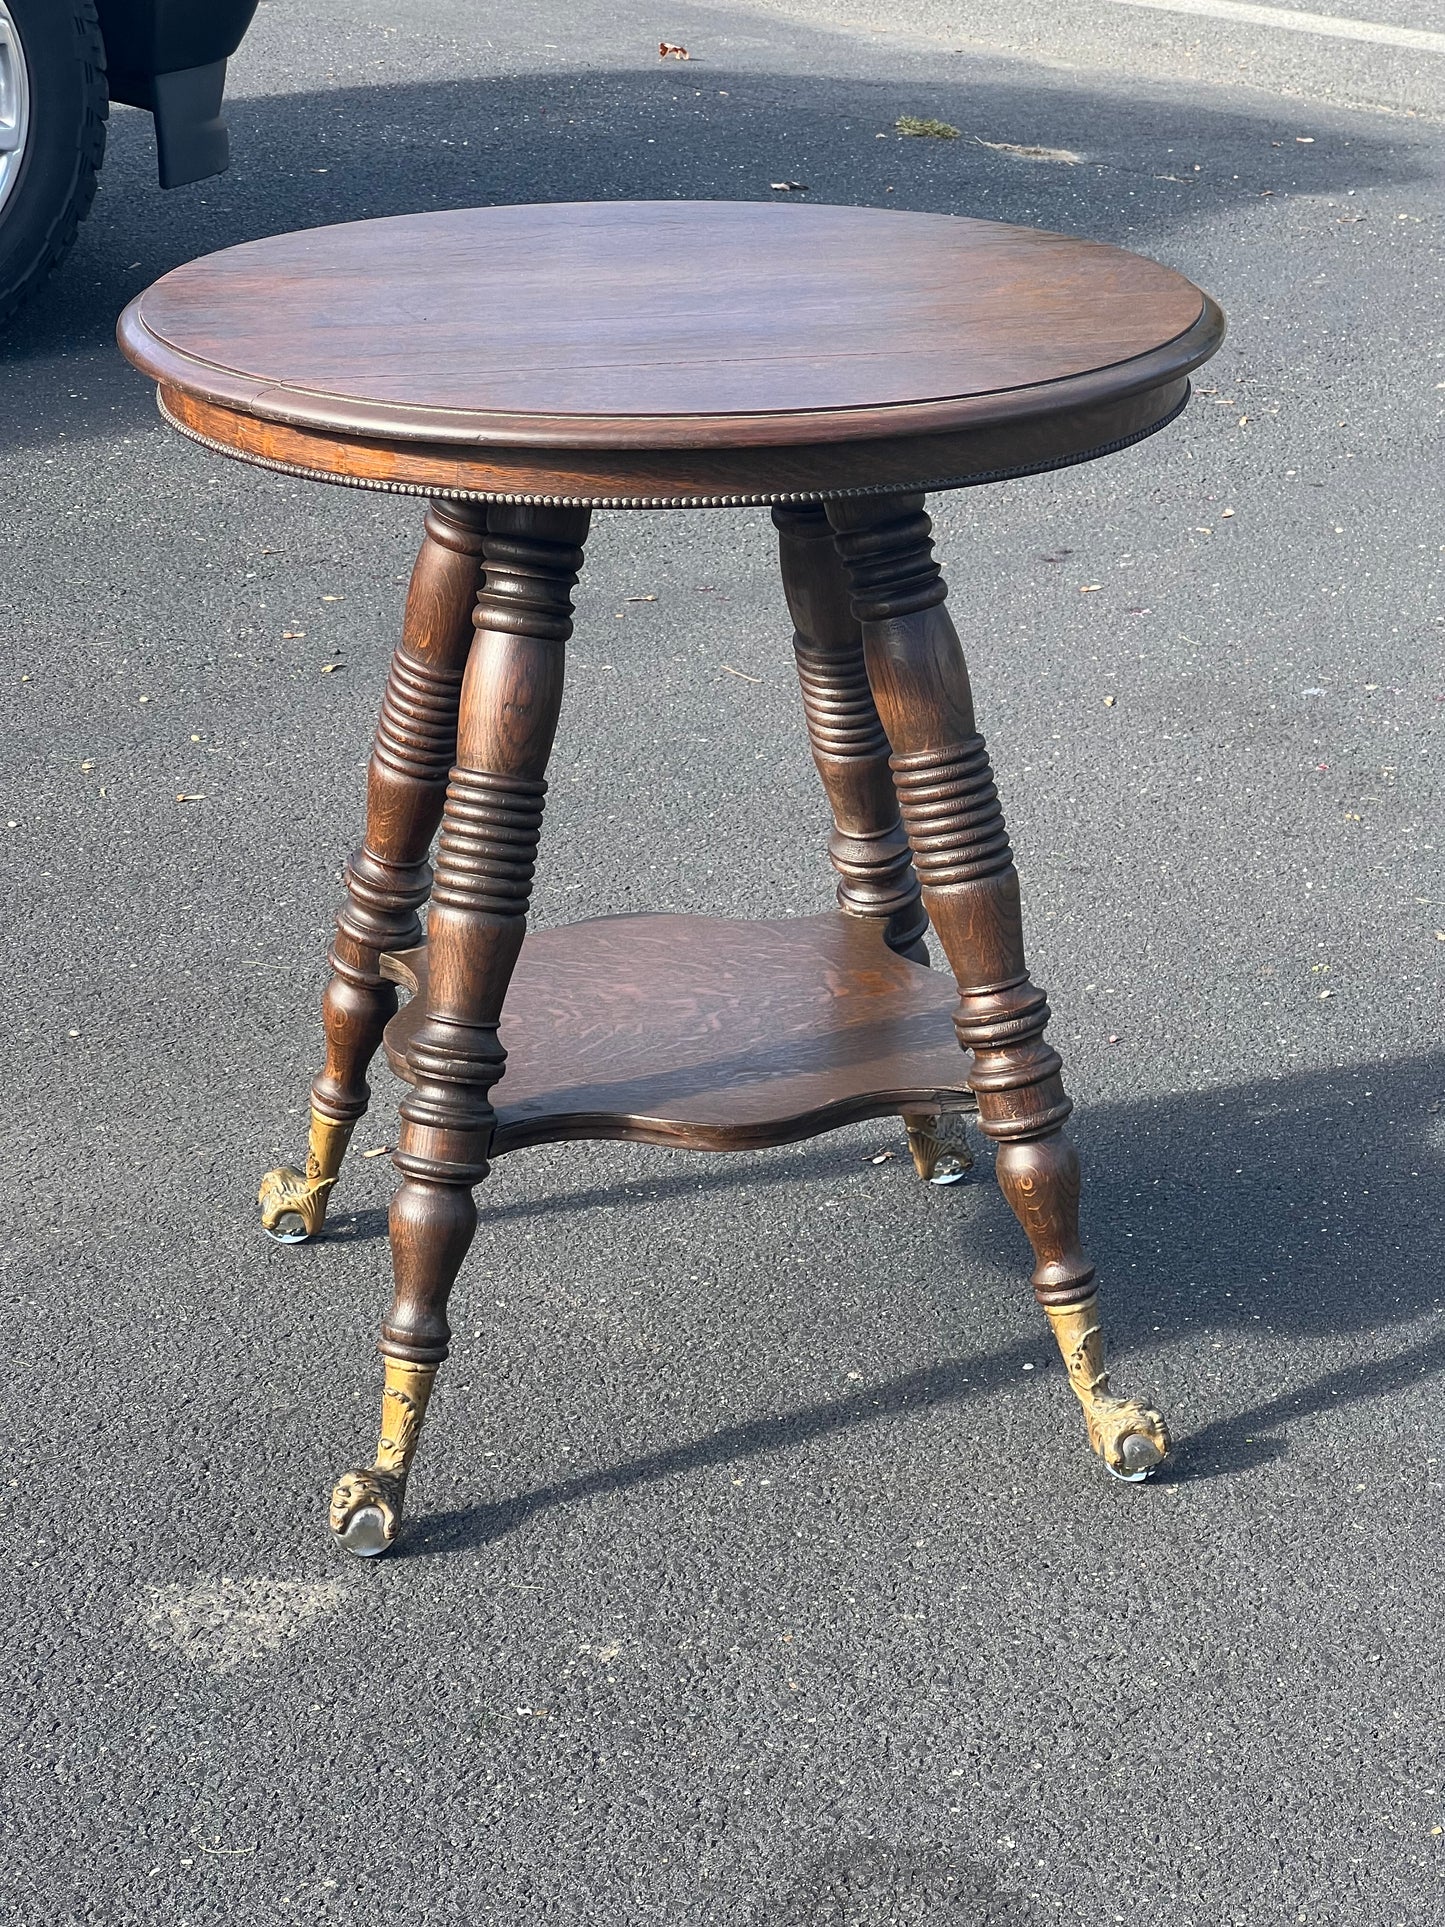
left=156, top=387, right=1190, bottom=510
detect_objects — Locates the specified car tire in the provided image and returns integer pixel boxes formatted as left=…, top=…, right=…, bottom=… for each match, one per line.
left=0, top=0, right=107, bottom=327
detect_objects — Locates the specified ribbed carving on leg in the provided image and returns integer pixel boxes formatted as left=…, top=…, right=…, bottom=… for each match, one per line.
left=793, top=636, right=889, bottom=759
left=372, top=648, right=465, bottom=785
left=828, top=824, right=927, bottom=935
left=391, top=505, right=585, bottom=1208
left=336, top=848, right=434, bottom=958
left=968, top=1030, right=1072, bottom=1141
left=829, top=502, right=947, bottom=623
left=475, top=528, right=586, bottom=641
left=891, top=742, right=1070, bottom=1140
left=336, top=650, right=463, bottom=954
left=890, top=742, right=1013, bottom=889
left=397, top=769, right=546, bottom=1165
left=398, top=1024, right=507, bottom=1148
left=775, top=502, right=927, bottom=954
left=430, top=770, right=546, bottom=918
left=794, top=637, right=925, bottom=940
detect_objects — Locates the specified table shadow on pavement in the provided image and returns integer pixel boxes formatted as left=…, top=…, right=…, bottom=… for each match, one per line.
left=382, top=1047, right=1445, bottom=1558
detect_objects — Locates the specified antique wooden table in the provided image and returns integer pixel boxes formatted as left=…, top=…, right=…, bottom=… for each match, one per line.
left=119, top=201, right=1224, bottom=1556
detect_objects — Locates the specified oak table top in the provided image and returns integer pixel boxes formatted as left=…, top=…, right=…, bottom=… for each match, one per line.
left=118, top=200, right=1225, bottom=507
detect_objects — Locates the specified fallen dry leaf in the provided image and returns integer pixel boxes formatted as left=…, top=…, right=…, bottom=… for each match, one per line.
left=869, top=1151, right=895, bottom=1164
left=659, top=41, right=689, bottom=58
left=976, top=137, right=1080, bottom=164
left=320, top=663, right=345, bottom=674
left=1102, top=695, right=1116, bottom=708
left=1079, top=584, right=1102, bottom=593
left=361, top=1146, right=393, bottom=1159
left=176, top=793, right=206, bottom=802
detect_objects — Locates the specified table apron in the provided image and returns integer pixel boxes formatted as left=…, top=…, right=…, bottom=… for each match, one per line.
left=156, top=380, right=1192, bottom=509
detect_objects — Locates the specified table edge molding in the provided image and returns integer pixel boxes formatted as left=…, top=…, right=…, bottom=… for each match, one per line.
left=155, top=383, right=1193, bottom=508
left=121, top=294, right=1223, bottom=452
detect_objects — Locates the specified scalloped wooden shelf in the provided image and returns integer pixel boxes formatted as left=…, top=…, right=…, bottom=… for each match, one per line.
left=380, top=910, right=975, bottom=1156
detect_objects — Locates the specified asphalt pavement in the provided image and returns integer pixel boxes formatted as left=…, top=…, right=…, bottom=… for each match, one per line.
left=1, top=1, right=1443, bottom=1921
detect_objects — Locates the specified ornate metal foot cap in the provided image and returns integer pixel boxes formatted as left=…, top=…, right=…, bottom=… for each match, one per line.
left=329, top=1358, right=437, bottom=1557
left=258, top=1112, right=356, bottom=1243
left=1045, top=1296, right=1170, bottom=1481
left=903, top=1111, right=975, bottom=1186
left=329, top=1467, right=405, bottom=1557
left=258, top=1165, right=337, bottom=1243
left=1092, top=1399, right=1170, bottom=1481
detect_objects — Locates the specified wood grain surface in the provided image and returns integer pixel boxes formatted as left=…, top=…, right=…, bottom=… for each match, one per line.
left=152, top=375, right=1196, bottom=507
left=118, top=202, right=1223, bottom=463
left=378, top=911, right=975, bottom=1154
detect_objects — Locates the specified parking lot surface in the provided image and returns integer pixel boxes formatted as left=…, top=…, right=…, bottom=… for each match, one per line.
left=2, top=2, right=1443, bottom=1920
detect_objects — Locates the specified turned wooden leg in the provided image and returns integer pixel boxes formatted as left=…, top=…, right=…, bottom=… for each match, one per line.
left=260, top=498, right=487, bottom=1242
left=773, top=502, right=928, bottom=958
left=774, top=501, right=972, bottom=1185
left=828, top=492, right=1168, bottom=1479
left=329, top=503, right=590, bottom=1555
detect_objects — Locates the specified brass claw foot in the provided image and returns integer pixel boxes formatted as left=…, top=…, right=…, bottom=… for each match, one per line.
left=903, top=1109, right=975, bottom=1186
left=329, top=1466, right=407, bottom=1557
left=258, top=1111, right=356, bottom=1243
left=329, top=1359, right=437, bottom=1557
left=1045, top=1296, right=1170, bottom=1481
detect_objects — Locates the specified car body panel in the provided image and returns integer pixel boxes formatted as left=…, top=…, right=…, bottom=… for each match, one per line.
left=96, top=0, right=259, bottom=87
left=94, top=0, right=260, bottom=185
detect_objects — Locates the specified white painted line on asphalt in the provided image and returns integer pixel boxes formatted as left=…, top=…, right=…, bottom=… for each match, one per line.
left=1112, top=0, right=1445, bottom=55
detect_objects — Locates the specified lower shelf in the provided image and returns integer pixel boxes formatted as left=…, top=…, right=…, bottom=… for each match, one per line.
left=380, top=910, right=976, bottom=1156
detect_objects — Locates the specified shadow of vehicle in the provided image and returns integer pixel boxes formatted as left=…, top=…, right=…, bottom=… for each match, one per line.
left=0, top=56, right=1429, bottom=436
left=0, top=0, right=258, bottom=322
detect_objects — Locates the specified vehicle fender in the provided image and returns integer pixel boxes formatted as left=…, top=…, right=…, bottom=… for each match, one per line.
left=95, top=0, right=260, bottom=187
left=95, top=0, right=259, bottom=83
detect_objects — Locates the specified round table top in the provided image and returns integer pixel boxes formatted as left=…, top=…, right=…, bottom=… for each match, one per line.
left=118, top=201, right=1224, bottom=507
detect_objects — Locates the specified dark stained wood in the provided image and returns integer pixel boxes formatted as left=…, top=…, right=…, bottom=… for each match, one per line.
left=311, top=499, right=485, bottom=1140
left=118, top=203, right=1223, bottom=505
left=377, top=911, right=974, bottom=1154
left=152, top=201, right=1212, bottom=1535
left=773, top=503, right=927, bottom=961
left=153, top=376, right=1194, bottom=508
left=118, top=202, right=1211, bottom=431
left=380, top=502, right=590, bottom=1370
left=827, top=492, right=1095, bottom=1311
